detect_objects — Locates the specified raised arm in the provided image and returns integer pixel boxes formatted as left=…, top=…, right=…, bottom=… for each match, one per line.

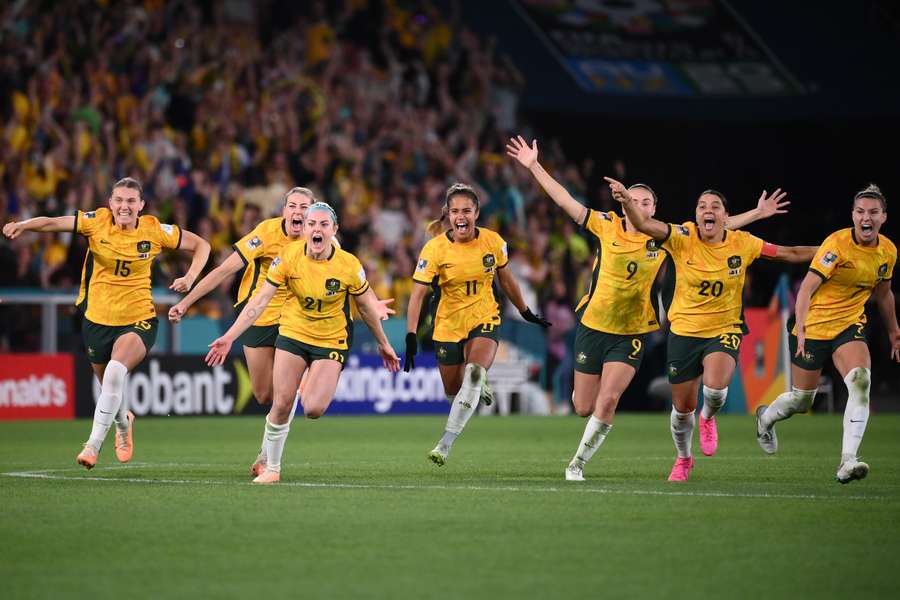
left=170, top=229, right=211, bottom=293
left=507, top=136, right=586, bottom=224
left=873, top=279, right=900, bottom=362
left=725, top=189, right=790, bottom=230
left=793, top=271, right=824, bottom=359
left=496, top=266, right=551, bottom=327
left=403, top=283, right=432, bottom=371
left=355, top=287, right=401, bottom=372
left=169, top=251, right=245, bottom=322
left=604, top=176, right=669, bottom=241
left=765, top=245, right=818, bottom=264
left=3, top=215, right=76, bottom=239
left=205, top=281, right=278, bottom=366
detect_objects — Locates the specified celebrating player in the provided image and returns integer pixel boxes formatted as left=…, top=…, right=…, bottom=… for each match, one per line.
left=169, top=187, right=393, bottom=475
left=756, top=184, right=898, bottom=483
left=507, top=136, right=788, bottom=480
left=2, top=177, right=210, bottom=468
left=404, top=183, right=551, bottom=466
left=608, top=177, right=816, bottom=481
left=205, top=202, right=401, bottom=483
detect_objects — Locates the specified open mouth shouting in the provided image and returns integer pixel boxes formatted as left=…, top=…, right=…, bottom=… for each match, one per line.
left=454, top=219, right=471, bottom=237
left=859, top=222, right=874, bottom=237
left=309, top=231, right=325, bottom=251
left=289, top=215, right=303, bottom=235
left=702, top=214, right=716, bottom=233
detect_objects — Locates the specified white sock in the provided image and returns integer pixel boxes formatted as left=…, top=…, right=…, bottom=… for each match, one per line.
left=260, top=392, right=301, bottom=456
left=572, top=416, right=612, bottom=466
left=700, top=386, right=727, bottom=420
left=759, top=387, right=817, bottom=431
left=841, top=367, right=871, bottom=461
left=440, top=364, right=484, bottom=449
left=670, top=409, right=695, bottom=458
left=87, top=361, right=128, bottom=450
left=114, top=383, right=130, bottom=434
left=264, top=417, right=291, bottom=473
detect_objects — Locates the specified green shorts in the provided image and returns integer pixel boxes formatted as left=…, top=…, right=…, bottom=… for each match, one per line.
left=434, top=322, right=501, bottom=366
left=789, top=320, right=867, bottom=371
left=238, top=324, right=279, bottom=348
left=275, top=335, right=348, bottom=367
left=574, top=323, right=646, bottom=374
left=82, top=317, right=159, bottom=364
left=666, top=332, right=743, bottom=384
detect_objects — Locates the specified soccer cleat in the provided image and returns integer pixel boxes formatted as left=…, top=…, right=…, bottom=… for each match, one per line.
left=428, top=445, right=449, bottom=466
left=836, top=460, right=869, bottom=484
left=252, top=469, right=281, bottom=484
left=667, top=456, right=694, bottom=482
left=698, top=415, right=718, bottom=456
left=76, top=444, right=98, bottom=470
left=250, top=452, right=267, bottom=478
left=114, top=411, right=135, bottom=463
left=565, top=461, right=585, bottom=482
left=755, top=405, right=778, bottom=454
left=480, top=382, right=494, bottom=407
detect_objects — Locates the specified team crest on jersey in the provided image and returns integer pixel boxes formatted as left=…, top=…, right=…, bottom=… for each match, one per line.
left=676, top=225, right=689, bottom=236
left=437, top=347, right=447, bottom=359
left=416, top=259, right=428, bottom=272
left=576, top=352, right=587, bottom=365
left=247, top=236, right=262, bottom=250
left=668, top=363, right=678, bottom=376
left=878, top=263, right=889, bottom=278
left=482, top=253, right=496, bottom=272
left=727, top=255, right=742, bottom=276
left=646, top=239, right=659, bottom=258
left=325, top=278, right=341, bottom=296
left=820, top=251, right=838, bottom=267
left=137, top=240, right=151, bottom=253
left=84, top=211, right=96, bottom=219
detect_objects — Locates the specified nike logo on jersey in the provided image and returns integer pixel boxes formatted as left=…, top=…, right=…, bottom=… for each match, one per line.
left=611, top=242, right=621, bottom=247
left=100, top=239, right=111, bottom=245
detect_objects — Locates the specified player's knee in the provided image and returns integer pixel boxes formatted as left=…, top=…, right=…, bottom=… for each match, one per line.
left=790, top=387, right=817, bottom=412
left=464, top=363, right=485, bottom=386
left=596, top=392, right=621, bottom=413
left=253, top=387, right=273, bottom=405
left=574, top=403, right=593, bottom=418
left=844, top=367, right=871, bottom=400
left=102, top=360, right=128, bottom=394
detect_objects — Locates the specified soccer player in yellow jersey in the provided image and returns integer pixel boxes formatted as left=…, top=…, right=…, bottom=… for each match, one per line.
left=405, top=183, right=551, bottom=466
left=170, top=187, right=394, bottom=475
left=205, top=203, right=400, bottom=483
left=2, top=177, right=210, bottom=468
left=508, top=136, right=787, bottom=480
left=757, top=184, right=899, bottom=483
left=608, top=176, right=817, bottom=481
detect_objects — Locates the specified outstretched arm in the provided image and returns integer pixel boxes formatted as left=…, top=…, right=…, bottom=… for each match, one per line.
left=355, top=287, right=401, bottom=372
left=766, top=245, right=818, bottom=263
left=507, top=136, right=586, bottom=224
left=604, top=177, right=669, bottom=241
left=725, top=189, right=790, bottom=230
left=793, top=271, right=823, bottom=359
left=3, top=215, right=76, bottom=239
left=169, top=251, right=245, bottom=321
left=873, top=280, right=900, bottom=362
left=171, top=230, right=211, bottom=293
left=496, top=267, right=551, bottom=327
left=205, top=281, right=278, bottom=366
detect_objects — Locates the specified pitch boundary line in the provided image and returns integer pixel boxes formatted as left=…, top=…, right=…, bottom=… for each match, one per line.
left=0, top=466, right=887, bottom=501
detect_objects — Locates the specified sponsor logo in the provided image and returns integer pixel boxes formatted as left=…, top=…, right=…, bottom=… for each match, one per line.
left=138, top=253, right=149, bottom=259
left=247, top=236, right=262, bottom=250
left=611, top=241, right=622, bottom=247
left=820, top=251, right=838, bottom=267
left=0, top=354, right=75, bottom=420
left=99, top=239, right=111, bottom=245
left=137, top=240, right=152, bottom=253
left=416, top=259, right=428, bottom=272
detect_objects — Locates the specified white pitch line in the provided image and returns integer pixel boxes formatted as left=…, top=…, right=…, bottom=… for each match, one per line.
left=0, top=468, right=889, bottom=502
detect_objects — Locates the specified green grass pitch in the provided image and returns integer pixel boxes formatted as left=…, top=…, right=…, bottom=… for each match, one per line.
left=2, top=414, right=898, bottom=599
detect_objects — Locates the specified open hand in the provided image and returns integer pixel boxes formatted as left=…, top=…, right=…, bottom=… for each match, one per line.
left=506, top=136, right=539, bottom=169
left=379, top=343, right=401, bottom=372
left=206, top=336, right=233, bottom=367
left=376, top=298, right=396, bottom=321
left=757, top=188, right=790, bottom=219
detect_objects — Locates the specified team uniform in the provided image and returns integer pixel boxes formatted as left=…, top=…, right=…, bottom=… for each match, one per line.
left=412, top=228, right=508, bottom=365
left=790, top=229, right=897, bottom=370
left=232, top=218, right=296, bottom=348
left=660, top=222, right=766, bottom=383
left=265, top=241, right=369, bottom=366
left=74, top=207, right=181, bottom=363
left=574, top=210, right=666, bottom=373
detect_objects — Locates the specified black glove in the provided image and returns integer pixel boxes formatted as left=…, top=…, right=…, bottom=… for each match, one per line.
left=404, top=332, right=418, bottom=372
left=520, top=307, right=552, bottom=328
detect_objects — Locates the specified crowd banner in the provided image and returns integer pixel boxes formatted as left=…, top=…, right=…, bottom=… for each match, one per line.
left=513, top=0, right=802, bottom=96
left=0, top=353, right=75, bottom=420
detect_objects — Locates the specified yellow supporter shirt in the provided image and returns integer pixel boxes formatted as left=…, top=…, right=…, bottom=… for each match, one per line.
left=413, top=228, right=508, bottom=342
left=265, top=241, right=369, bottom=350
left=575, top=210, right=665, bottom=335
left=797, top=228, right=896, bottom=340
left=662, top=222, right=764, bottom=338
left=232, top=217, right=294, bottom=327
left=75, top=208, right=182, bottom=325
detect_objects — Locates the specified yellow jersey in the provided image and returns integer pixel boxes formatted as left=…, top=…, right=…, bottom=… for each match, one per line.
left=233, top=217, right=294, bottom=327
left=798, top=229, right=896, bottom=340
left=413, top=228, right=508, bottom=342
left=75, top=208, right=182, bottom=325
left=661, top=222, right=764, bottom=338
left=265, top=241, right=369, bottom=349
left=575, top=210, right=665, bottom=334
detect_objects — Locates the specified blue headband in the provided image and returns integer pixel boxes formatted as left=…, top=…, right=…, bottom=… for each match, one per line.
left=305, top=202, right=338, bottom=225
